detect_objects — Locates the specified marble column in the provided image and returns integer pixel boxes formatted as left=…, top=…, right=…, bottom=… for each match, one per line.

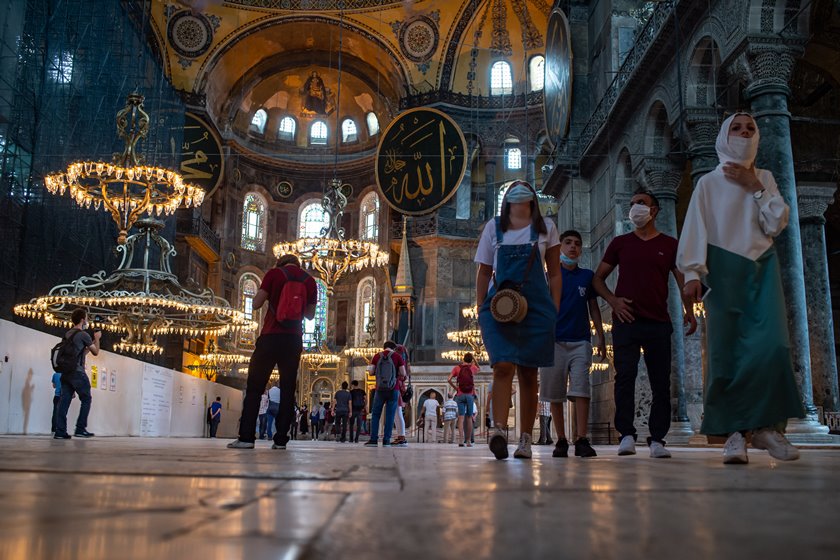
left=484, top=158, right=497, bottom=220
left=640, top=157, right=693, bottom=443
left=526, top=154, right=536, bottom=186
left=798, top=184, right=839, bottom=414
left=743, top=43, right=829, bottom=438
left=455, top=141, right=476, bottom=220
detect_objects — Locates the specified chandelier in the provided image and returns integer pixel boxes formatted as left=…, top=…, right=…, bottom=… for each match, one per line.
left=300, top=327, right=341, bottom=373
left=273, top=178, right=388, bottom=295
left=43, top=92, right=205, bottom=244
left=186, top=340, right=250, bottom=380
left=442, top=306, right=489, bottom=363
left=15, top=219, right=256, bottom=354
left=343, top=317, right=380, bottom=364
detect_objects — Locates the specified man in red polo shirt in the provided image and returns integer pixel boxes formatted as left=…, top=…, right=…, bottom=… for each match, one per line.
left=592, top=190, right=696, bottom=459
left=228, top=254, right=318, bottom=450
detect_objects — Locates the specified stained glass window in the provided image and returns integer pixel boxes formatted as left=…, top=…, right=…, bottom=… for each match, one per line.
left=299, top=200, right=329, bottom=238
left=342, top=119, right=358, bottom=142
left=355, top=277, right=375, bottom=346
left=490, top=61, right=513, bottom=95
left=311, top=120, right=328, bottom=145
left=278, top=116, right=296, bottom=141
left=239, top=273, right=261, bottom=348
left=250, top=109, right=267, bottom=134
left=529, top=55, right=545, bottom=92
left=359, top=192, right=379, bottom=241
left=366, top=112, right=379, bottom=136
left=303, top=279, right=328, bottom=350
left=241, top=193, right=267, bottom=252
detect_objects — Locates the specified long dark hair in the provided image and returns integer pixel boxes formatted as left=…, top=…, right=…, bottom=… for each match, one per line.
left=499, top=180, right=547, bottom=234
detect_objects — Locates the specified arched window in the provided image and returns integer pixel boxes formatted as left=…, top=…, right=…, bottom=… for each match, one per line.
left=239, top=273, right=261, bottom=348
left=249, top=109, right=267, bottom=134
left=310, top=120, right=328, bottom=145
left=341, top=119, right=358, bottom=143
left=529, top=55, right=545, bottom=92
left=359, top=191, right=379, bottom=241
left=299, top=199, right=329, bottom=238
left=355, top=277, right=376, bottom=345
left=241, top=193, right=267, bottom=252
left=366, top=112, right=380, bottom=136
left=490, top=61, right=513, bottom=96
left=506, top=147, right=522, bottom=170
left=303, top=279, right=329, bottom=350
left=278, top=116, right=296, bottom=141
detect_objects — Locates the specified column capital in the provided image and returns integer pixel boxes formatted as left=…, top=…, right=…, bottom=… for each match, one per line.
left=635, top=156, right=683, bottom=201
left=798, top=183, right=837, bottom=223
left=736, top=39, right=805, bottom=100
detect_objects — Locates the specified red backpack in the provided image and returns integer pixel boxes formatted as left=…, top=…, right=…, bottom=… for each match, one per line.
left=456, top=364, right=474, bottom=394
left=273, top=266, right=309, bottom=323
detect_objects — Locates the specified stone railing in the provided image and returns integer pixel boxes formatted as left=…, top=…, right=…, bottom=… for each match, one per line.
left=400, top=90, right=544, bottom=111
left=390, top=215, right=484, bottom=240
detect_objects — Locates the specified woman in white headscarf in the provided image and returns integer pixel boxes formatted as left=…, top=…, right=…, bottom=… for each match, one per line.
left=678, top=113, right=804, bottom=465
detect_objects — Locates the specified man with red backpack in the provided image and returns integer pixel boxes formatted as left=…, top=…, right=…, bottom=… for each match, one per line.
left=448, top=352, right=480, bottom=447
left=228, top=254, right=317, bottom=450
left=364, top=340, right=407, bottom=447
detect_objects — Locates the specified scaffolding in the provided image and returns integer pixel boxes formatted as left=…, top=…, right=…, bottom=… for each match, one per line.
left=0, top=0, right=184, bottom=326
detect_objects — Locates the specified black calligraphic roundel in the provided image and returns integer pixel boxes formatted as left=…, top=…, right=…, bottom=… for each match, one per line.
left=179, top=112, right=224, bottom=198
left=375, top=107, right=467, bottom=216
left=544, top=7, right=573, bottom=148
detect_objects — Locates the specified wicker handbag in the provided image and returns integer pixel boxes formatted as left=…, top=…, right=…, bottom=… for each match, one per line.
left=490, top=242, right=539, bottom=323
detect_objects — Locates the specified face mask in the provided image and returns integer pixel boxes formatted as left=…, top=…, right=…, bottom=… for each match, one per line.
left=560, top=253, right=578, bottom=266
left=629, top=204, right=652, bottom=228
left=726, top=136, right=758, bottom=165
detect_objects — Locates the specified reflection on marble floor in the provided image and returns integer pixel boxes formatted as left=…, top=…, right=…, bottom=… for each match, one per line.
left=0, top=437, right=838, bottom=560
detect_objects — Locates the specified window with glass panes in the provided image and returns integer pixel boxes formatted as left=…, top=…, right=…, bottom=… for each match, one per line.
left=303, top=280, right=328, bottom=349
left=299, top=200, right=329, bottom=238
left=359, top=192, right=379, bottom=241
left=241, top=193, right=266, bottom=251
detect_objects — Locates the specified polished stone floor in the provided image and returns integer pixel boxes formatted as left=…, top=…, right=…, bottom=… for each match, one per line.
left=0, top=437, right=838, bottom=560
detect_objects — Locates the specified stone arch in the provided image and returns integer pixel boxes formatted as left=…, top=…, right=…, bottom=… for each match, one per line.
left=615, top=148, right=635, bottom=194
left=685, top=37, right=723, bottom=108
left=643, top=102, right=674, bottom=158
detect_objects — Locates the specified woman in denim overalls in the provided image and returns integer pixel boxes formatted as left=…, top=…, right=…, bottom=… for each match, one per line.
left=475, top=181, right=562, bottom=459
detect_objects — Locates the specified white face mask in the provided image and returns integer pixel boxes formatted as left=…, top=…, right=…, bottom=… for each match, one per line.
left=629, top=204, right=652, bottom=228
left=726, top=136, right=759, bottom=166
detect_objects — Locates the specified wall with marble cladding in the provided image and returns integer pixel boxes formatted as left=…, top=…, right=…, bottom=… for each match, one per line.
left=0, top=320, right=243, bottom=438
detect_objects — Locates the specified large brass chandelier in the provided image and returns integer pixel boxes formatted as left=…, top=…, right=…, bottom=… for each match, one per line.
left=14, top=94, right=255, bottom=354
left=343, top=317, right=380, bottom=364
left=273, top=178, right=388, bottom=295
left=442, top=306, right=489, bottom=363
left=300, top=328, right=341, bottom=373
left=44, top=92, right=204, bottom=244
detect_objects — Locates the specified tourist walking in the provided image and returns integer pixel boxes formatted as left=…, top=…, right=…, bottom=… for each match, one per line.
left=476, top=181, right=562, bottom=459
left=333, top=382, right=352, bottom=442
left=54, top=308, right=100, bottom=440
left=392, top=344, right=412, bottom=447
left=442, top=393, right=458, bottom=444
left=540, top=229, right=607, bottom=458
left=299, top=404, right=309, bottom=438
left=228, top=254, right=318, bottom=450
left=50, top=371, right=62, bottom=433
left=349, top=380, right=366, bottom=443
left=678, top=113, right=804, bottom=464
left=592, top=191, right=697, bottom=458
left=209, top=397, right=222, bottom=438
left=258, top=390, right=269, bottom=439
left=448, top=352, right=479, bottom=447
left=266, top=384, right=281, bottom=439
left=422, top=392, right=440, bottom=443
left=365, top=341, right=407, bottom=447
left=310, top=404, right=321, bottom=440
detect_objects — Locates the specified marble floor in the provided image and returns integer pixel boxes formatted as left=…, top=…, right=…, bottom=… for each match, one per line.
left=0, top=437, right=837, bottom=560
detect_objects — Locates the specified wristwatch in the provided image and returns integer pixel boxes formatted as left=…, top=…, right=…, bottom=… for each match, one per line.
left=753, top=189, right=766, bottom=200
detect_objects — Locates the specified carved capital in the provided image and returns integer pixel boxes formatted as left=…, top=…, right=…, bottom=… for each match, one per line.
left=737, top=40, right=805, bottom=99
left=797, top=184, right=837, bottom=223
left=636, top=156, right=682, bottom=200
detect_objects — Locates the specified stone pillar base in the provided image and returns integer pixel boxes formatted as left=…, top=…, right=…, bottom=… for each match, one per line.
left=667, top=421, right=694, bottom=445
left=785, top=416, right=835, bottom=443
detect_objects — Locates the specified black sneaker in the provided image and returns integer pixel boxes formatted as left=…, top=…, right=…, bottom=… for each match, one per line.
left=552, top=438, right=569, bottom=458
left=74, top=430, right=95, bottom=438
left=364, top=440, right=378, bottom=447
left=54, top=433, right=71, bottom=439
left=574, top=437, right=597, bottom=458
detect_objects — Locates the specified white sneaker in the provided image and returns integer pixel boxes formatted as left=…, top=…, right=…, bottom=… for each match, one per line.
left=226, top=439, right=255, bottom=449
left=751, top=428, right=800, bottom=461
left=513, top=432, right=532, bottom=459
left=649, top=441, right=671, bottom=458
left=617, top=435, right=636, bottom=456
left=723, top=432, right=748, bottom=464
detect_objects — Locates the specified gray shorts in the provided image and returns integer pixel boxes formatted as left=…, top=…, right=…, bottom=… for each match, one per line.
left=539, top=341, right=592, bottom=402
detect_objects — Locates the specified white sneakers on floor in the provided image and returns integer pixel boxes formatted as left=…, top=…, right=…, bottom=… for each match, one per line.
left=617, top=435, right=636, bottom=456
left=649, top=441, right=671, bottom=458
left=751, top=428, right=800, bottom=461
left=723, top=432, right=748, bottom=464
left=513, top=432, right=532, bottom=459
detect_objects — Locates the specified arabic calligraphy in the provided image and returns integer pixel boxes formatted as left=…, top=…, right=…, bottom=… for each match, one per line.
left=375, top=108, right=466, bottom=215
left=178, top=113, right=224, bottom=197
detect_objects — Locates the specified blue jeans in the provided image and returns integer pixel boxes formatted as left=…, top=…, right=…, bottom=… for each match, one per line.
left=455, top=394, right=475, bottom=416
left=369, top=389, right=399, bottom=443
left=258, top=413, right=268, bottom=438
left=55, top=371, right=92, bottom=436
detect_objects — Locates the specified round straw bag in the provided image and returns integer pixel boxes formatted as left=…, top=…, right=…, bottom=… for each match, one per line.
left=490, top=285, right=528, bottom=323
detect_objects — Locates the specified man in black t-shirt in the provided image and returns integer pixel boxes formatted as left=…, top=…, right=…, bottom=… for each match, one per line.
left=592, top=190, right=696, bottom=459
left=333, top=381, right=352, bottom=443
left=348, top=380, right=366, bottom=443
left=54, top=308, right=101, bottom=439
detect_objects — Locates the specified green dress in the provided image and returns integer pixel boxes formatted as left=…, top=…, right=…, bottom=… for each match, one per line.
left=700, top=245, right=804, bottom=435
